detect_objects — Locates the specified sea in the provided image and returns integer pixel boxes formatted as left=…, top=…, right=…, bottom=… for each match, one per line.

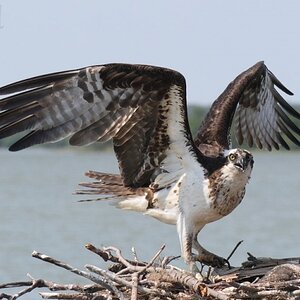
left=0, top=148, right=299, bottom=298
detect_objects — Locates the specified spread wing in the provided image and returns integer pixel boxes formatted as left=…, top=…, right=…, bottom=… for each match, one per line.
left=194, top=61, right=300, bottom=155
left=0, top=64, right=195, bottom=187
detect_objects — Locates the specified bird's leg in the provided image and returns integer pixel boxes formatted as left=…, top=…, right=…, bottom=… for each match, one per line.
left=177, top=214, right=229, bottom=271
left=181, top=235, right=201, bottom=274
left=192, top=236, right=229, bottom=268
left=177, top=214, right=201, bottom=273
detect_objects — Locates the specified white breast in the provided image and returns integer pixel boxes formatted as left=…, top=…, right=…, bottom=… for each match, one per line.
left=205, top=163, right=252, bottom=218
left=146, top=162, right=251, bottom=231
left=145, top=160, right=219, bottom=228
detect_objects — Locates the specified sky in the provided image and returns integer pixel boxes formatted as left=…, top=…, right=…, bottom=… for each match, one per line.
left=0, top=0, right=300, bottom=106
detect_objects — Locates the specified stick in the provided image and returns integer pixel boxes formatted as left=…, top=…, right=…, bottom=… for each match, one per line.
left=131, top=247, right=139, bottom=262
left=85, top=244, right=119, bottom=263
left=85, top=244, right=144, bottom=268
left=137, top=244, right=165, bottom=274
left=32, top=251, right=116, bottom=294
left=131, top=272, right=138, bottom=300
left=0, top=282, right=32, bottom=289
left=39, top=291, right=106, bottom=299
left=227, top=240, right=243, bottom=261
left=147, top=268, right=229, bottom=299
left=85, top=265, right=157, bottom=295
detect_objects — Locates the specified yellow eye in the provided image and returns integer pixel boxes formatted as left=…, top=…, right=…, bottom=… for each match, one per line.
left=228, top=153, right=236, bottom=161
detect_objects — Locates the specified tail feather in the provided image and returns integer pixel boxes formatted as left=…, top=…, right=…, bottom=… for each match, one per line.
left=76, top=170, right=151, bottom=212
left=84, top=170, right=124, bottom=185
left=78, top=170, right=145, bottom=196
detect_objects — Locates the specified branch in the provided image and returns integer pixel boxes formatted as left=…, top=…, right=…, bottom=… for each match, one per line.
left=0, top=278, right=100, bottom=300
left=227, top=240, right=243, bottom=261
left=31, top=251, right=121, bottom=298
left=147, top=268, right=229, bottom=299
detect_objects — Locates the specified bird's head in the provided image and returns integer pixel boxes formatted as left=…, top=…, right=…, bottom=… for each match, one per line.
left=224, top=148, right=254, bottom=173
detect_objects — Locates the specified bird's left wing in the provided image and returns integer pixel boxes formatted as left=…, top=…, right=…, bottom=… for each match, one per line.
left=0, top=64, right=195, bottom=187
left=194, top=61, right=300, bottom=154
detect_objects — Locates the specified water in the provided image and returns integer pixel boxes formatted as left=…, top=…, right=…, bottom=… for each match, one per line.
left=0, top=148, right=299, bottom=295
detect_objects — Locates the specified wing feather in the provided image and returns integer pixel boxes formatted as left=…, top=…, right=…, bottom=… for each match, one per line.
left=0, top=115, right=35, bottom=139
left=0, top=70, right=78, bottom=94
left=195, top=61, right=300, bottom=153
left=277, top=119, right=300, bottom=147
left=0, top=64, right=194, bottom=187
left=261, top=103, right=280, bottom=150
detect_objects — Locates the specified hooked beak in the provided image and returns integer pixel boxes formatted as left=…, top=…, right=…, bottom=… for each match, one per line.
left=235, top=153, right=254, bottom=171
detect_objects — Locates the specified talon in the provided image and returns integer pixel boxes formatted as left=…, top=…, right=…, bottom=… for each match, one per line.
left=209, top=255, right=227, bottom=268
left=195, top=252, right=229, bottom=268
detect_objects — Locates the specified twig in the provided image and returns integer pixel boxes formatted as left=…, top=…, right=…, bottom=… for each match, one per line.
left=247, top=252, right=257, bottom=261
left=131, top=247, right=139, bottom=262
left=39, top=291, right=108, bottom=299
left=31, top=251, right=119, bottom=297
left=147, top=267, right=229, bottom=299
left=14, top=279, right=44, bottom=299
left=131, top=272, right=138, bottom=300
left=137, top=244, right=165, bottom=274
left=102, top=247, right=134, bottom=269
left=252, top=278, right=300, bottom=289
left=161, top=255, right=181, bottom=268
left=0, top=278, right=102, bottom=300
left=85, top=244, right=119, bottom=263
left=227, top=240, right=243, bottom=261
left=1, top=279, right=45, bottom=299
left=0, top=282, right=32, bottom=289
left=0, top=293, right=11, bottom=300
left=85, top=266, right=124, bottom=300
left=205, top=266, right=213, bottom=282
left=85, top=265, right=163, bottom=296
left=85, top=244, right=144, bottom=268
left=229, top=281, right=259, bottom=293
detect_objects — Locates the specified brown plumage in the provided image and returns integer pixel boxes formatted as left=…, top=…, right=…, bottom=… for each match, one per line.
left=78, top=171, right=149, bottom=198
left=194, top=62, right=300, bottom=155
left=0, top=61, right=299, bottom=272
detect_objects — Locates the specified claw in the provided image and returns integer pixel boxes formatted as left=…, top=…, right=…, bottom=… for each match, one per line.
left=194, top=252, right=230, bottom=268
left=187, top=253, right=230, bottom=274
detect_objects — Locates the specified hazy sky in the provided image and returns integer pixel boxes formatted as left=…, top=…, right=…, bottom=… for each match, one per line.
left=0, top=0, right=300, bottom=105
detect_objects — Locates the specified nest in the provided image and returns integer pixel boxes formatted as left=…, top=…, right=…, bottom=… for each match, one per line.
left=1, top=243, right=300, bottom=300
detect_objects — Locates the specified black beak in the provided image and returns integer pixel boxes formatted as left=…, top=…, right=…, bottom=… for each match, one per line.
left=235, top=153, right=254, bottom=171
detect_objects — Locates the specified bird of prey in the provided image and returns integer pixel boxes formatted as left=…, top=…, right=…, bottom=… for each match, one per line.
left=0, top=61, right=299, bottom=272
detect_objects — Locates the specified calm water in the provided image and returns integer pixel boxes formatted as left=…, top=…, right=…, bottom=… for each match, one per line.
left=0, top=148, right=299, bottom=294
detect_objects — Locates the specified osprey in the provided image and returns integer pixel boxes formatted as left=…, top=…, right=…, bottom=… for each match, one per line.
left=0, top=61, right=299, bottom=272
